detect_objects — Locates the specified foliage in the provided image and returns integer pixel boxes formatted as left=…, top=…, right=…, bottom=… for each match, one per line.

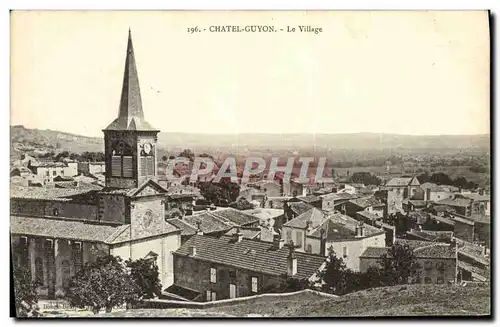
left=199, top=179, right=240, bottom=206
left=349, top=172, right=382, bottom=186
left=418, top=172, right=478, bottom=190
left=260, top=276, right=311, bottom=294
left=13, top=265, right=40, bottom=318
left=377, top=242, right=421, bottom=285
left=317, top=250, right=351, bottom=295
left=67, top=255, right=139, bottom=314
left=178, top=149, right=195, bottom=162
left=125, top=258, right=162, bottom=300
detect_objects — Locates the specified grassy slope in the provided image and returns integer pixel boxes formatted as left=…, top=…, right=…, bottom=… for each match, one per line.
left=89, top=284, right=490, bottom=318
left=209, top=284, right=490, bottom=317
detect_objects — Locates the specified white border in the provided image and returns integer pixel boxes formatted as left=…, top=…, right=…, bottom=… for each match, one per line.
left=2, top=1, right=497, bottom=326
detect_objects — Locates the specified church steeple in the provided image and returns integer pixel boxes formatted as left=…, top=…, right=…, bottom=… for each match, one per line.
left=104, top=29, right=158, bottom=132
left=103, top=30, right=160, bottom=189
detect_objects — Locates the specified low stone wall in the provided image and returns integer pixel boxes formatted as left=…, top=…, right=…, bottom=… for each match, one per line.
left=142, top=289, right=337, bottom=310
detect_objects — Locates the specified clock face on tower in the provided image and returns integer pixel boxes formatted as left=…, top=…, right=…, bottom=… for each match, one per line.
left=143, top=143, right=152, bottom=155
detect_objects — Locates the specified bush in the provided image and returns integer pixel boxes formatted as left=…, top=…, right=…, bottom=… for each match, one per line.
left=13, top=265, right=40, bottom=317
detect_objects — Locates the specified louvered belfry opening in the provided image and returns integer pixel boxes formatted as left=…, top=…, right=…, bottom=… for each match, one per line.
left=102, top=29, right=160, bottom=189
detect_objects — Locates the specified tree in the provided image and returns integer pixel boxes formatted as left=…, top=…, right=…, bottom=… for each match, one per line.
left=199, top=178, right=240, bottom=206
left=349, top=172, right=381, bottom=186
left=125, top=258, right=162, bottom=300
left=67, top=255, right=138, bottom=314
left=13, top=265, right=40, bottom=317
left=378, top=242, right=421, bottom=286
left=161, top=155, right=168, bottom=162
left=179, top=149, right=195, bottom=161
left=429, top=172, right=453, bottom=186
left=317, top=250, right=350, bottom=295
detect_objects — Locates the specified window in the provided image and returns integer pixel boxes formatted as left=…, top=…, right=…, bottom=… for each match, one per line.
left=251, top=277, right=258, bottom=293
left=424, top=261, right=432, bottom=270
left=436, top=277, right=444, bottom=284
left=53, top=171, right=56, bottom=176
left=210, top=268, right=217, bottom=283
left=111, top=156, right=122, bottom=177
left=211, top=292, right=217, bottom=301
left=52, top=208, right=59, bottom=216
left=342, top=245, right=348, bottom=258
left=306, top=244, right=312, bottom=253
left=228, top=270, right=236, bottom=279
left=46, top=171, right=49, bottom=177
left=206, top=290, right=211, bottom=301
left=286, top=230, right=292, bottom=243
left=436, top=262, right=445, bottom=272
left=424, top=277, right=432, bottom=284
left=295, top=231, right=302, bottom=247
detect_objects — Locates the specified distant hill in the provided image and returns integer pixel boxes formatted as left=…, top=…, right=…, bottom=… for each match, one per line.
left=10, top=125, right=490, bottom=155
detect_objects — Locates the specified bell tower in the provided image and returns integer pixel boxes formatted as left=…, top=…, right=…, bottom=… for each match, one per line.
left=103, top=29, right=160, bottom=189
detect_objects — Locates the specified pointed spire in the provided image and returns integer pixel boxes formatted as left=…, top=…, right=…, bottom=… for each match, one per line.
left=104, top=29, right=158, bottom=132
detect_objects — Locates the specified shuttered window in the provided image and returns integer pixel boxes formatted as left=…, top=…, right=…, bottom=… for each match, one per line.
left=122, top=156, right=133, bottom=177
left=206, top=290, right=211, bottom=301
left=251, top=277, right=258, bottom=293
left=295, top=231, right=302, bottom=247
left=140, top=157, right=147, bottom=177
left=111, top=156, right=122, bottom=177
left=146, top=157, right=155, bottom=175
left=286, top=230, right=292, bottom=243
left=210, top=268, right=217, bottom=283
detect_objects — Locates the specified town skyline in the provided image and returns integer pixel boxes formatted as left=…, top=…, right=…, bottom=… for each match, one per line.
left=11, top=11, right=490, bottom=137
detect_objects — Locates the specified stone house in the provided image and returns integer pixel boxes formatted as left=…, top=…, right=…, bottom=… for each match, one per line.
left=169, top=233, right=326, bottom=301
left=281, top=208, right=386, bottom=271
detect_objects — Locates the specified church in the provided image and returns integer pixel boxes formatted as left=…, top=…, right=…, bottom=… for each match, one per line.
left=10, top=30, right=181, bottom=299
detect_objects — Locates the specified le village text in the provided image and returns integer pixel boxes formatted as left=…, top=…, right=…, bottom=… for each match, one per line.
left=187, top=25, right=323, bottom=34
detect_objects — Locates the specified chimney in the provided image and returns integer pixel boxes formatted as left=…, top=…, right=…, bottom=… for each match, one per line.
left=233, top=227, right=243, bottom=243
left=273, top=234, right=285, bottom=249
left=287, top=242, right=298, bottom=276
left=320, top=228, right=326, bottom=256
left=196, top=221, right=203, bottom=235
left=356, top=221, right=365, bottom=237
left=188, top=246, right=196, bottom=256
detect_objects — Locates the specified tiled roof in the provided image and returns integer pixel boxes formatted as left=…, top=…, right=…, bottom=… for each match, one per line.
left=429, top=214, right=455, bottom=226
left=183, top=212, right=233, bottom=234
left=243, top=208, right=284, bottom=221
left=10, top=185, right=98, bottom=201
left=348, top=196, right=383, bottom=208
left=360, top=247, right=389, bottom=258
left=356, top=210, right=382, bottom=221
left=420, top=182, right=458, bottom=193
left=309, top=212, right=384, bottom=241
left=386, top=176, right=419, bottom=187
left=30, top=162, right=67, bottom=168
left=174, top=234, right=326, bottom=279
left=396, top=239, right=438, bottom=250
left=283, top=208, right=325, bottom=229
left=10, top=216, right=124, bottom=243
left=99, top=179, right=167, bottom=197
left=224, top=227, right=261, bottom=240
left=407, top=230, right=454, bottom=242
left=108, top=220, right=180, bottom=244
left=297, top=195, right=321, bottom=203
left=413, top=243, right=455, bottom=259
left=460, top=193, right=490, bottom=202
left=435, top=197, right=471, bottom=208
left=288, top=201, right=314, bottom=216
left=167, top=218, right=198, bottom=236
left=210, top=208, right=260, bottom=226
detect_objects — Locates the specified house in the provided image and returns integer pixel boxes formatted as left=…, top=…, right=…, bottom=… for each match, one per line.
left=384, top=176, right=420, bottom=214
left=296, top=194, right=322, bottom=209
left=281, top=208, right=386, bottom=271
left=419, top=182, right=457, bottom=202
left=452, top=213, right=490, bottom=248
left=433, top=193, right=490, bottom=218
left=406, top=229, right=454, bottom=243
left=77, top=161, right=106, bottom=176
left=27, top=161, right=68, bottom=184
left=456, top=238, right=490, bottom=282
left=402, top=199, right=427, bottom=212
left=169, top=233, right=326, bottom=301
left=344, top=196, right=385, bottom=219
left=359, top=242, right=456, bottom=284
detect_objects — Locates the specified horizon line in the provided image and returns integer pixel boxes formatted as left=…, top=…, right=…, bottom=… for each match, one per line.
left=10, top=125, right=491, bottom=138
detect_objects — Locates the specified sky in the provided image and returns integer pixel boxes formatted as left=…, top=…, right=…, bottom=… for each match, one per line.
left=10, top=11, right=490, bottom=137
